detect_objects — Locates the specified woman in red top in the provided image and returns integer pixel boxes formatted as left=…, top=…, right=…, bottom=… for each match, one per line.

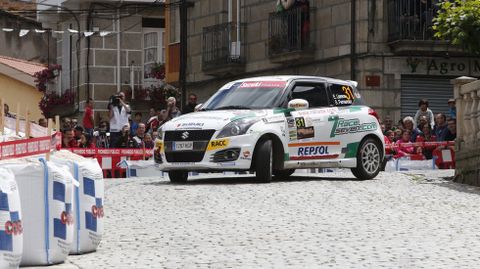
left=82, top=98, right=94, bottom=136
left=394, top=129, right=424, bottom=159
left=415, top=123, right=436, bottom=159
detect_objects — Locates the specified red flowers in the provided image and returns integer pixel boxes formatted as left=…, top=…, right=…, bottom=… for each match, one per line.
left=33, top=64, right=62, bottom=93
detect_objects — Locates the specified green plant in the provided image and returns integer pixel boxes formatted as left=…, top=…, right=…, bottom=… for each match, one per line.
left=433, top=0, right=480, bottom=54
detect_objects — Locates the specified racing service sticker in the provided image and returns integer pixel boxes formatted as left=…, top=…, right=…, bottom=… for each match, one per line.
left=329, top=116, right=377, bottom=137
left=207, top=139, right=230, bottom=151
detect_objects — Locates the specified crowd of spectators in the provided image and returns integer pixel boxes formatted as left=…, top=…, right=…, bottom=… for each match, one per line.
left=381, top=98, right=457, bottom=160
left=59, top=92, right=199, bottom=150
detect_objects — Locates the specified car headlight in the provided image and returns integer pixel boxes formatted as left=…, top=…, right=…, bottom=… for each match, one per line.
left=217, top=118, right=259, bottom=138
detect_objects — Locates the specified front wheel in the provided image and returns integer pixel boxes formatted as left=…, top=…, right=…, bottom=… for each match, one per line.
left=351, top=138, right=383, bottom=180
left=254, top=139, right=273, bottom=183
left=168, top=171, right=188, bottom=183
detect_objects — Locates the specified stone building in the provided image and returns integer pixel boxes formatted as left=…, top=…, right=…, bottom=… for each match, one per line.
left=37, top=0, right=166, bottom=121
left=165, top=0, right=474, bottom=122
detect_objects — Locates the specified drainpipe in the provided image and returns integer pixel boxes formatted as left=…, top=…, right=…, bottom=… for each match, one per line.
left=117, top=8, right=121, bottom=93
left=350, top=0, right=356, bottom=81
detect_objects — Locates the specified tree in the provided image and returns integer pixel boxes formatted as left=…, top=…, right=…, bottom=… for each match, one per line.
left=433, top=0, right=480, bottom=54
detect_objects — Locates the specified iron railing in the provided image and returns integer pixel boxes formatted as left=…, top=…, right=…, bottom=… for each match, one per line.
left=388, top=0, right=439, bottom=42
left=268, top=7, right=312, bottom=56
left=202, top=22, right=245, bottom=70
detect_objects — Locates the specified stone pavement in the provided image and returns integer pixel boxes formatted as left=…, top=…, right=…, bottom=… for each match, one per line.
left=27, top=170, right=480, bottom=269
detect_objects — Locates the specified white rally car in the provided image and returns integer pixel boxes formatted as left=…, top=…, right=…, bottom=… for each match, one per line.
left=154, top=76, right=385, bottom=183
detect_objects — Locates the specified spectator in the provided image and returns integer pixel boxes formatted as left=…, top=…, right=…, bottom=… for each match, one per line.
left=132, top=123, right=146, bottom=145
left=383, top=116, right=395, bottom=134
left=130, top=112, right=142, bottom=134
left=109, top=91, right=131, bottom=147
left=444, top=118, right=456, bottom=141
left=434, top=113, right=448, bottom=141
left=74, top=126, right=84, bottom=141
left=115, top=124, right=139, bottom=148
left=62, top=117, right=72, bottom=130
left=166, top=97, right=181, bottom=119
left=62, top=128, right=79, bottom=148
left=414, top=99, right=435, bottom=128
left=417, top=115, right=429, bottom=131
left=71, top=118, right=78, bottom=128
left=393, top=128, right=402, bottom=142
left=38, top=118, right=47, bottom=128
left=416, top=123, right=436, bottom=159
left=447, top=98, right=456, bottom=119
left=146, top=108, right=160, bottom=134
left=95, top=121, right=110, bottom=148
left=4, top=103, right=14, bottom=118
left=83, top=98, right=94, bottom=136
left=143, top=133, right=154, bottom=149
left=78, top=133, right=94, bottom=148
left=182, top=93, right=198, bottom=114
left=394, top=129, right=423, bottom=159
left=402, top=116, right=420, bottom=142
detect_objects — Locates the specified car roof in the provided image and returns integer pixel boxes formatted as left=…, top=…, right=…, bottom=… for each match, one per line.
left=230, top=75, right=358, bottom=87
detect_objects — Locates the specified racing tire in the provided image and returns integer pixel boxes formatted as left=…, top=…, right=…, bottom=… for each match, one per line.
left=273, top=169, right=295, bottom=179
left=254, top=139, right=273, bottom=183
left=168, top=171, right=188, bottom=183
left=351, top=138, right=383, bottom=180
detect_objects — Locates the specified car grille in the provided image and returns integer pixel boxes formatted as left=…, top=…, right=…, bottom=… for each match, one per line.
left=164, top=130, right=215, bottom=162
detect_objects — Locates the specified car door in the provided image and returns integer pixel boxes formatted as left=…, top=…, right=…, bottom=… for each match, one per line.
left=286, top=82, right=342, bottom=161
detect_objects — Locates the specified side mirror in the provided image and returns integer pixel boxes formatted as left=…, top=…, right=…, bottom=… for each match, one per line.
left=288, top=99, right=309, bottom=110
left=194, top=103, right=203, bottom=112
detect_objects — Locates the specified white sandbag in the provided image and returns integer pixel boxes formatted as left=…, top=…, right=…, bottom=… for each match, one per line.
left=51, top=151, right=104, bottom=254
left=0, top=159, right=75, bottom=266
left=118, top=159, right=161, bottom=177
left=0, top=168, right=23, bottom=268
left=395, top=158, right=436, bottom=171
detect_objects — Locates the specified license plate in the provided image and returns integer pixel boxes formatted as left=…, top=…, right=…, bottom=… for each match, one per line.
left=173, top=141, right=193, bottom=151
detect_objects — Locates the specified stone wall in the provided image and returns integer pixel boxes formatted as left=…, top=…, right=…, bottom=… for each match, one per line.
left=452, top=77, right=480, bottom=186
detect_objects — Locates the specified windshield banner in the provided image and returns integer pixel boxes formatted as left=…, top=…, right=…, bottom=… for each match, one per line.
left=239, top=81, right=287, bottom=88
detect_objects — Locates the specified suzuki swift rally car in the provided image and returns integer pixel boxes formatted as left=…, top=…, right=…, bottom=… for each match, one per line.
left=154, top=76, right=385, bottom=183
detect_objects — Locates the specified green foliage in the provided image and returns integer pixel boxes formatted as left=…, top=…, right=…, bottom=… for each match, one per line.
left=433, top=0, right=480, bottom=54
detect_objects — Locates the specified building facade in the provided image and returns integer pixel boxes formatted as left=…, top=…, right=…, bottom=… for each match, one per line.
left=165, top=0, right=474, bottom=122
left=37, top=0, right=166, bottom=121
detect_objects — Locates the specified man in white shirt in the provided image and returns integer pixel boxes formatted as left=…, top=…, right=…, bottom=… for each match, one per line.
left=108, top=91, right=131, bottom=147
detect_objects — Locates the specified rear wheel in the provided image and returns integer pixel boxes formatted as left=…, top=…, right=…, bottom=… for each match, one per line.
left=351, top=138, right=382, bottom=180
left=273, top=169, right=295, bottom=179
left=254, top=139, right=273, bottom=183
left=168, top=171, right=188, bottom=183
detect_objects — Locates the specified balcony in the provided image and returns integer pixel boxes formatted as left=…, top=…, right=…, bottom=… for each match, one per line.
left=387, top=0, right=464, bottom=56
left=268, top=7, right=314, bottom=63
left=202, top=22, right=246, bottom=76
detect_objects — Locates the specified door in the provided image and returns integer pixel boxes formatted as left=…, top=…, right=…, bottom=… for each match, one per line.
left=286, top=82, right=342, bottom=161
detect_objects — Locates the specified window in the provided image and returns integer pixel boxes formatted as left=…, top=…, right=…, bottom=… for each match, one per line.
left=143, top=28, right=165, bottom=80
left=290, top=84, right=329, bottom=108
left=169, top=7, right=180, bottom=43
left=329, top=84, right=355, bottom=106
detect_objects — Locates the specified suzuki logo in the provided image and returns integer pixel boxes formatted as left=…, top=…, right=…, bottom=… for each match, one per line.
left=181, top=131, right=189, bottom=140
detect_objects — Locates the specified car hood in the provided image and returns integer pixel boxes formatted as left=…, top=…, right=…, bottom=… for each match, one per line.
left=162, top=110, right=273, bottom=131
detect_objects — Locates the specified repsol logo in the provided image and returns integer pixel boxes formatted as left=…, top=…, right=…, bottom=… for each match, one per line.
left=61, top=211, right=74, bottom=225
left=4, top=220, right=23, bottom=235
left=92, top=205, right=104, bottom=219
left=298, top=146, right=329, bottom=156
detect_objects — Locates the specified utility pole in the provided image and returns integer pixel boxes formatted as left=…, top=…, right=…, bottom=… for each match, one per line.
left=179, top=0, right=188, bottom=110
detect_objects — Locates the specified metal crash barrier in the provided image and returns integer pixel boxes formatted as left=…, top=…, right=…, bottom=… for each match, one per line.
left=385, top=141, right=455, bottom=171
left=67, top=148, right=153, bottom=178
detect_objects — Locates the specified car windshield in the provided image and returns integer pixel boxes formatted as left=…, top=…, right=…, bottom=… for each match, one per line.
left=201, top=81, right=287, bottom=110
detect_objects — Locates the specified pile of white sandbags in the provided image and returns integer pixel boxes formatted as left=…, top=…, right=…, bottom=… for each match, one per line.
left=51, top=150, right=104, bottom=254
left=0, top=158, right=76, bottom=266
left=0, top=167, right=23, bottom=269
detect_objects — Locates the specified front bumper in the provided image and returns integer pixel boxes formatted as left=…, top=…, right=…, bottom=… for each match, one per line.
left=156, top=134, right=257, bottom=171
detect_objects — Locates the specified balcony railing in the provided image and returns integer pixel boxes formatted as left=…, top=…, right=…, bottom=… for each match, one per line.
left=268, top=7, right=312, bottom=57
left=202, top=22, right=245, bottom=71
left=388, top=0, right=438, bottom=42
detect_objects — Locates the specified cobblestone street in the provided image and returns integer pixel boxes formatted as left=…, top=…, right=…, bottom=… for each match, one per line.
left=34, top=170, right=480, bottom=269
